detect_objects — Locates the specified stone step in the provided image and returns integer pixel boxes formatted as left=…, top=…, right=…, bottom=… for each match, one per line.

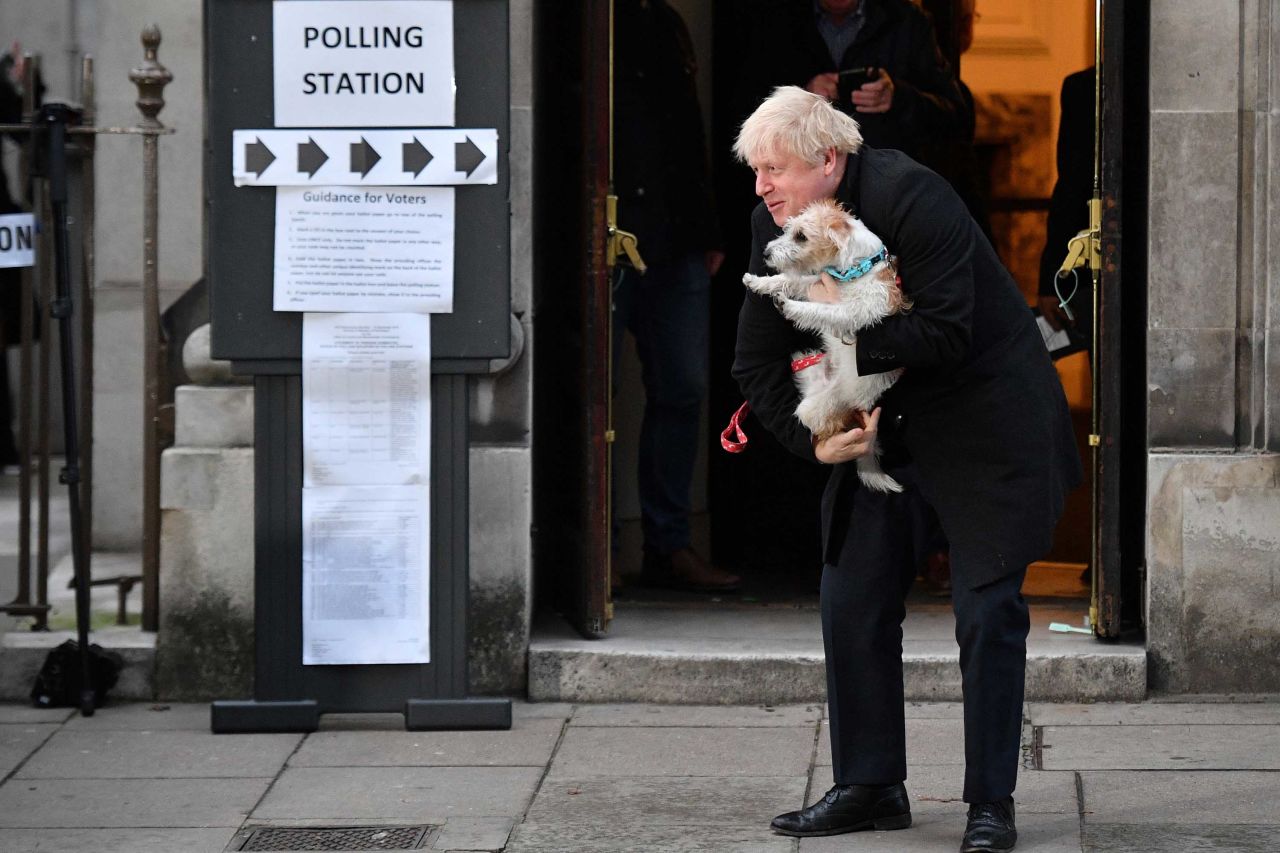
left=528, top=605, right=1146, bottom=705
left=1, top=627, right=155, bottom=702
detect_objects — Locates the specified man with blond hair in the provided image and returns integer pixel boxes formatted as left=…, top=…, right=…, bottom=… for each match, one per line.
left=732, top=87, right=1081, bottom=852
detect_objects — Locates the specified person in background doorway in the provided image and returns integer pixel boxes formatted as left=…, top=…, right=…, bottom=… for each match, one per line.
left=733, top=87, right=1081, bottom=851
left=613, top=0, right=739, bottom=592
left=1038, top=67, right=1096, bottom=344
left=734, top=0, right=967, bottom=164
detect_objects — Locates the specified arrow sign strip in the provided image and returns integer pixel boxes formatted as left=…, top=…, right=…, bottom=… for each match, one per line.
left=232, top=129, right=498, bottom=187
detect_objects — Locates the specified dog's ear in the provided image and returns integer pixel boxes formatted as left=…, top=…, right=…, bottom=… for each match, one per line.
left=824, top=212, right=853, bottom=244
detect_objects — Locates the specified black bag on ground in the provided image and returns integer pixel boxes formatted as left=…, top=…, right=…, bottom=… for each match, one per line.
left=30, top=640, right=124, bottom=708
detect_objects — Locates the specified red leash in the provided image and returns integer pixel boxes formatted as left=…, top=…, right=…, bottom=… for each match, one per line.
left=720, top=353, right=826, bottom=453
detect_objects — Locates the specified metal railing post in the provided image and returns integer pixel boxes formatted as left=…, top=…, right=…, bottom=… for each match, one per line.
left=129, top=25, right=171, bottom=633
left=79, top=56, right=96, bottom=575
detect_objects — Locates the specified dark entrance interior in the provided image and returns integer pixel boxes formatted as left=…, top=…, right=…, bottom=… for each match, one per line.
left=533, top=0, right=1147, bottom=637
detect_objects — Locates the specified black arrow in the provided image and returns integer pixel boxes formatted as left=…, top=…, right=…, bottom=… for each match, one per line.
left=245, top=138, right=276, bottom=177
left=350, top=137, right=382, bottom=177
left=402, top=137, right=434, bottom=177
left=297, top=137, right=329, bottom=178
left=454, top=136, right=486, bottom=178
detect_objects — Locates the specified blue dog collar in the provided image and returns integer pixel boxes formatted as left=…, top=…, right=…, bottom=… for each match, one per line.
left=824, top=246, right=888, bottom=282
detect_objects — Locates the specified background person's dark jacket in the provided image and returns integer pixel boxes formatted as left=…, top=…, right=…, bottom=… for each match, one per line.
left=1038, top=68, right=1096, bottom=321
left=614, top=0, right=720, bottom=266
left=732, top=147, right=1082, bottom=588
left=734, top=0, right=966, bottom=161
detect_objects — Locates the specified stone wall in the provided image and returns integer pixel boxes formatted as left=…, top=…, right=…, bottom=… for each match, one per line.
left=467, top=0, right=535, bottom=695
left=1145, top=1, right=1280, bottom=691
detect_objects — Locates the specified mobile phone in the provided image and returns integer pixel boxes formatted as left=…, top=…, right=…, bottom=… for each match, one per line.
left=837, top=66, right=879, bottom=102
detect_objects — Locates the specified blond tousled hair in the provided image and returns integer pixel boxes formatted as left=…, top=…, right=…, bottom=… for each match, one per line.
left=733, top=86, right=864, bottom=166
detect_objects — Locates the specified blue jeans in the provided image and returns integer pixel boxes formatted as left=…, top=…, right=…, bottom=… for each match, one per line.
left=613, top=251, right=710, bottom=554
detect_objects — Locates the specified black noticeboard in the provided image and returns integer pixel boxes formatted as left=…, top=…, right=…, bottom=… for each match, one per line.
left=205, top=0, right=511, bottom=733
left=205, top=0, right=511, bottom=370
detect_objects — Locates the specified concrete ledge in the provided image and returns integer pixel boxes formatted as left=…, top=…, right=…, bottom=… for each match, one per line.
left=528, top=607, right=1147, bottom=705
left=1, top=628, right=156, bottom=702
left=528, top=646, right=1146, bottom=705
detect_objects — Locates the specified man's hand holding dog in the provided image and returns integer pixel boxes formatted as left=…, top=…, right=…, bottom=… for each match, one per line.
left=807, top=271, right=842, bottom=304
left=814, top=407, right=881, bottom=464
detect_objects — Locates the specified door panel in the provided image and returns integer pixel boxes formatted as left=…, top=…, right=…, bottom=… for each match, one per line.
left=531, top=2, right=612, bottom=638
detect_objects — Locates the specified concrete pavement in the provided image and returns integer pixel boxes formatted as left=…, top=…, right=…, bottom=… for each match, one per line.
left=2, top=698, right=1278, bottom=852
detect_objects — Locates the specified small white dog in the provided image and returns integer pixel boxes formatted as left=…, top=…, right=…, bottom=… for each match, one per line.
left=743, top=198, right=907, bottom=493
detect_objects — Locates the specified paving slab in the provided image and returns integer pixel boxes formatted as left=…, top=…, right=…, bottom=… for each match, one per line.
left=548, top=725, right=815, bottom=777
left=0, top=777, right=271, bottom=827
left=1041, top=724, right=1280, bottom=770
left=431, top=816, right=516, bottom=851
left=0, top=705, right=74, bottom=724
left=2, top=827, right=239, bottom=853
left=1083, top=823, right=1279, bottom=852
left=816, top=718, right=966, bottom=766
left=805, top=766, right=1078, bottom=815
left=291, top=718, right=563, bottom=768
left=0, top=723, right=58, bottom=779
left=1028, top=702, right=1280, bottom=726
left=799, top=812, right=1082, bottom=852
left=514, top=701, right=575, bottom=721
left=507, top=822, right=794, bottom=853
left=61, top=702, right=211, bottom=730
left=253, top=766, right=544, bottom=821
left=16, top=729, right=301, bottom=778
left=525, top=775, right=809, bottom=827
left=1079, top=771, right=1280, bottom=824
left=569, top=703, right=823, bottom=728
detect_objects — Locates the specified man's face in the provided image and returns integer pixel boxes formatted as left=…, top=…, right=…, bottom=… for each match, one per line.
left=750, top=147, right=843, bottom=227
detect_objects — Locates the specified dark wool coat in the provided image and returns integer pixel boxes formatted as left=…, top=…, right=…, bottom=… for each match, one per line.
left=733, top=0, right=966, bottom=162
left=732, top=147, right=1082, bottom=588
left=613, top=0, right=720, bottom=266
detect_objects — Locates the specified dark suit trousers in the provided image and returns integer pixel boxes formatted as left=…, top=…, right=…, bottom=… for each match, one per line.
left=821, top=465, right=1030, bottom=803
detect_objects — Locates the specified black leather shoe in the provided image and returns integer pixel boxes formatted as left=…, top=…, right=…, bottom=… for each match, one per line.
left=961, top=797, right=1017, bottom=852
left=770, top=782, right=912, bottom=837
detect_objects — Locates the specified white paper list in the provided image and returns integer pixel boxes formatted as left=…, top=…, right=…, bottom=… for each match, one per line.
left=303, top=312, right=431, bottom=488
left=302, top=485, right=430, bottom=665
left=302, top=312, right=432, bottom=666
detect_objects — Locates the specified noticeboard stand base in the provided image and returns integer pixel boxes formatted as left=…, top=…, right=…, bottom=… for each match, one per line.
left=405, top=698, right=512, bottom=731
left=211, top=699, right=320, bottom=733
left=208, top=698, right=512, bottom=733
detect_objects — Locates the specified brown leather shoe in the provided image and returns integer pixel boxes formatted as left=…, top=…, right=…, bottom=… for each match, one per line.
left=641, top=547, right=741, bottom=593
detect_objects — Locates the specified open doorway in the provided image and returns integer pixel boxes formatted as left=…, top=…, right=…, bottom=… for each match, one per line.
left=532, top=0, right=1146, bottom=640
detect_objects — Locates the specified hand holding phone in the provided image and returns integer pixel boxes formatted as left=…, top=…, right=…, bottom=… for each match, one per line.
left=837, top=66, right=879, bottom=103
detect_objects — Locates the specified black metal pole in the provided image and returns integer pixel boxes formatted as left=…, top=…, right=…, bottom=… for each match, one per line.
left=41, top=103, right=95, bottom=715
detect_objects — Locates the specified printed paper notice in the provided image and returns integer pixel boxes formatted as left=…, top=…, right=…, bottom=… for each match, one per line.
left=273, top=0, right=454, bottom=128
left=303, top=485, right=430, bottom=665
left=275, top=186, right=454, bottom=313
left=303, top=312, right=430, bottom=488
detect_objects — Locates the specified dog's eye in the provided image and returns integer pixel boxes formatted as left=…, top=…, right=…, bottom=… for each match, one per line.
left=794, top=232, right=807, bottom=242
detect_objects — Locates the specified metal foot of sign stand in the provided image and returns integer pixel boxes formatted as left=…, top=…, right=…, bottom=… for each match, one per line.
left=404, top=698, right=512, bottom=731
left=212, top=700, right=320, bottom=734
left=211, top=699, right=512, bottom=733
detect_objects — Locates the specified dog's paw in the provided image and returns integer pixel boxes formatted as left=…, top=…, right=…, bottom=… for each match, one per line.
left=858, top=470, right=904, bottom=494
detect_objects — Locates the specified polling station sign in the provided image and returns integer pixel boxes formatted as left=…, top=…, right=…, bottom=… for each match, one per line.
left=0, top=213, right=36, bottom=269
left=273, top=0, right=455, bottom=128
